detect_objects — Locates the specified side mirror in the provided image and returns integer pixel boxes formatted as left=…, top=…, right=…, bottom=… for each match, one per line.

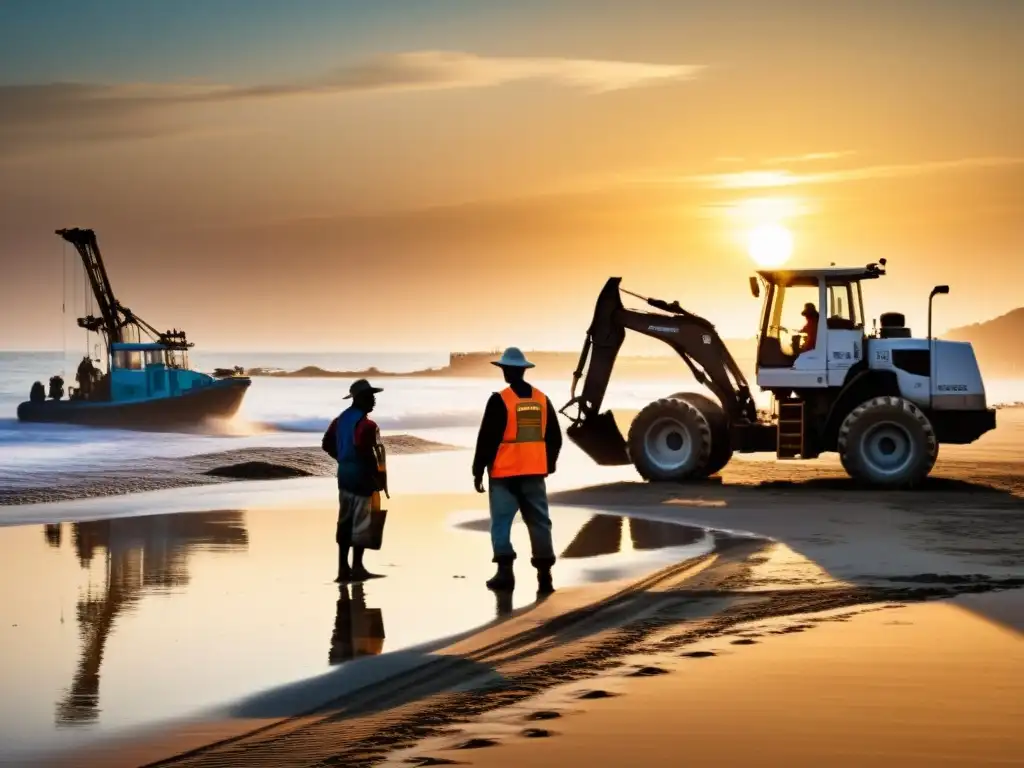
left=931, top=284, right=950, bottom=297
left=749, top=276, right=760, bottom=298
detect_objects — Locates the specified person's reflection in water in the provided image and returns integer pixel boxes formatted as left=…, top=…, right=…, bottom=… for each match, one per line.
left=494, top=589, right=514, bottom=617
left=44, top=523, right=63, bottom=548
left=329, top=583, right=386, bottom=665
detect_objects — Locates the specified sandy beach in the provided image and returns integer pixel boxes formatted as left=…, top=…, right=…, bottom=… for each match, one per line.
left=2, top=408, right=1022, bottom=767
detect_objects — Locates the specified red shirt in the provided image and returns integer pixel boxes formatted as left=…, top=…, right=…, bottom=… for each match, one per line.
left=321, top=415, right=379, bottom=460
left=800, top=318, right=818, bottom=351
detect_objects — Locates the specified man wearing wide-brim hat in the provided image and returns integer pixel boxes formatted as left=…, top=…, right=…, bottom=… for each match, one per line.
left=472, top=347, right=563, bottom=595
left=322, top=378, right=386, bottom=582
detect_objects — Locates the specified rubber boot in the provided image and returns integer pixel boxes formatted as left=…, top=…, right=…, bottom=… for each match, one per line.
left=486, top=559, right=515, bottom=591
left=533, top=558, right=555, bottom=596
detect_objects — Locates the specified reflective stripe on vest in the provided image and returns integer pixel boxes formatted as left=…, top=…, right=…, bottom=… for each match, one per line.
left=490, top=386, right=548, bottom=478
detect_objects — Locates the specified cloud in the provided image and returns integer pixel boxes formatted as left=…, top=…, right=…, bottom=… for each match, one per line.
left=686, top=156, right=1024, bottom=190
left=715, top=151, right=854, bottom=166
left=260, top=50, right=706, bottom=97
left=763, top=150, right=855, bottom=164
left=0, top=51, right=705, bottom=156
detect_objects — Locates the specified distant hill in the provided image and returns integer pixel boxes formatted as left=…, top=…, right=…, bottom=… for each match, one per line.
left=244, top=346, right=759, bottom=383
left=945, top=309, right=1024, bottom=378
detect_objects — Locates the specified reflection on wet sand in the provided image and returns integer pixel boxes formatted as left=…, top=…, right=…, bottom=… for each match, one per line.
left=47, top=512, right=248, bottom=727
left=329, top=584, right=386, bottom=665
left=488, top=514, right=705, bottom=616
left=495, top=589, right=514, bottom=617
left=560, top=514, right=705, bottom=560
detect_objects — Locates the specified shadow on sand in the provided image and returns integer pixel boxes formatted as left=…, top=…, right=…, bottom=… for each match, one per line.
left=549, top=473, right=1024, bottom=633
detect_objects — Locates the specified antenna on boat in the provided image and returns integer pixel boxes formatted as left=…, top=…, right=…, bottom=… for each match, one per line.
left=61, top=239, right=67, bottom=377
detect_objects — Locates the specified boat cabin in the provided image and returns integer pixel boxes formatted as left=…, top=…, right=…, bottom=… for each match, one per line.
left=109, top=342, right=214, bottom=402
left=750, top=263, right=885, bottom=390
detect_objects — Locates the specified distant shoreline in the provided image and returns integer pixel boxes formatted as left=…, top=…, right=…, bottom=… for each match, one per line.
left=228, top=349, right=758, bottom=381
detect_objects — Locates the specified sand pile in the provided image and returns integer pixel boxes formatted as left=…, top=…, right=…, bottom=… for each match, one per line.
left=0, top=435, right=457, bottom=506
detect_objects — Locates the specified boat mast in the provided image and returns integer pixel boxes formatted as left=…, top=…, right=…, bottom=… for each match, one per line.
left=54, top=228, right=194, bottom=360
left=56, top=229, right=126, bottom=353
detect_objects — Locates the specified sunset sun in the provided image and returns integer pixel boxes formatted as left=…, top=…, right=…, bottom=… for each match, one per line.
left=747, top=223, right=794, bottom=267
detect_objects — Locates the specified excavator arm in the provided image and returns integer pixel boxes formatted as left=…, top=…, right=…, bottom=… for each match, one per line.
left=560, top=277, right=758, bottom=466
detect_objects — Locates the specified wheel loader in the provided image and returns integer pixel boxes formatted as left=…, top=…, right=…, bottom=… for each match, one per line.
left=559, top=260, right=996, bottom=488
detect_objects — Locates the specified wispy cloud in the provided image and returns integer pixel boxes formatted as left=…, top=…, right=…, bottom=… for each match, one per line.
left=763, top=150, right=855, bottom=164
left=687, top=156, right=1024, bottom=189
left=0, top=51, right=705, bottom=155
left=715, top=151, right=854, bottom=166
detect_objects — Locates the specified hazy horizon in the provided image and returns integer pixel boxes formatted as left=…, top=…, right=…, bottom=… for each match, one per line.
left=2, top=1, right=1021, bottom=352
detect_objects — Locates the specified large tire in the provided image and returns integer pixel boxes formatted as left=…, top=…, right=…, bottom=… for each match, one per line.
left=669, top=391, right=734, bottom=477
left=837, top=396, right=938, bottom=488
left=627, top=397, right=712, bottom=481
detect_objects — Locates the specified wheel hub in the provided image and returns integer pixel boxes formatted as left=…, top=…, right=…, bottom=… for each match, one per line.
left=861, top=422, right=915, bottom=477
left=644, top=417, right=694, bottom=472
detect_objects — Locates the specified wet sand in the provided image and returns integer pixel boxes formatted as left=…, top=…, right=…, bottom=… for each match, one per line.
left=0, top=494, right=710, bottom=765
left=6, top=409, right=1024, bottom=767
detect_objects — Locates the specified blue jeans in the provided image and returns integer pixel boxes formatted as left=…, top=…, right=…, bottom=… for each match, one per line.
left=488, top=476, right=555, bottom=566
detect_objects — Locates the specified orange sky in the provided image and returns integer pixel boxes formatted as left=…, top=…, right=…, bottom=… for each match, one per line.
left=1, top=1, right=1021, bottom=352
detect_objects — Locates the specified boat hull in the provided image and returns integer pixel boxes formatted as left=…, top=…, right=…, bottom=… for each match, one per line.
left=17, top=377, right=252, bottom=431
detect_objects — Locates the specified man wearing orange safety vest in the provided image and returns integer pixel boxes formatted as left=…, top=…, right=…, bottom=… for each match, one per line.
left=473, top=347, right=563, bottom=595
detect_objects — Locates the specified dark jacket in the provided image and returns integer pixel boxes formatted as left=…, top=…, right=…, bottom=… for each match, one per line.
left=472, top=380, right=563, bottom=480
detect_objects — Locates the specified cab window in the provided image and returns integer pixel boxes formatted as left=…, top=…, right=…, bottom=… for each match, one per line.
left=144, top=349, right=166, bottom=367
left=112, top=350, right=143, bottom=370
left=826, top=284, right=856, bottom=330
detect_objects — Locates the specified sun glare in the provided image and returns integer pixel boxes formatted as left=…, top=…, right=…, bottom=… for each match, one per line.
left=747, top=223, right=794, bottom=267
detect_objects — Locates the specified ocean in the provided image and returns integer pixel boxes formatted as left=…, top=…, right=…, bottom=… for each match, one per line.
left=0, top=351, right=680, bottom=489
left=2, top=350, right=1021, bottom=495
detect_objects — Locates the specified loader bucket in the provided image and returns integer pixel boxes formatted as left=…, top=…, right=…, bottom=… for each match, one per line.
left=567, top=410, right=631, bottom=466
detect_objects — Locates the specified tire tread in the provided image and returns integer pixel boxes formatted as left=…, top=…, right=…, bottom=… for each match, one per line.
left=627, top=397, right=713, bottom=482
left=837, top=396, right=937, bottom=488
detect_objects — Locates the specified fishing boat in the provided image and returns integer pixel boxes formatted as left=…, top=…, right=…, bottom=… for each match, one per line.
left=17, top=228, right=250, bottom=430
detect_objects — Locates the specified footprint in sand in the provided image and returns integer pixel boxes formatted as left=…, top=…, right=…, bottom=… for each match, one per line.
left=522, top=728, right=554, bottom=738
left=628, top=666, right=670, bottom=677
left=526, top=711, right=562, bottom=721
left=731, top=638, right=758, bottom=646
left=454, top=738, right=499, bottom=750
left=577, top=689, right=619, bottom=700
left=681, top=650, right=716, bottom=658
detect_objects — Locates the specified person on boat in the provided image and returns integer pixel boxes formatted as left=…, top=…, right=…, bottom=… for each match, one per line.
left=472, top=347, right=562, bottom=596
left=75, top=356, right=98, bottom=400
left=322, top=379, right=386, bottom=583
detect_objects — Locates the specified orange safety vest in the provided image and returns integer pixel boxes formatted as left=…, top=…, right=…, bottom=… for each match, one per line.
left=489, top=386, right=549, bottom=479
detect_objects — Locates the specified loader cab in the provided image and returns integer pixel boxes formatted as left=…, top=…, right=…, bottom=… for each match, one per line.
left=752, top=264, right=881, bottom=390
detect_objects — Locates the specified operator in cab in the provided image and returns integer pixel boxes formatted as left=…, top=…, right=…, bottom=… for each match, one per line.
left=322, top=379, right=386, bottom=583
left=798, top=303, right=819, bottom=353
left=472, top=347, right=562, bottom=596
